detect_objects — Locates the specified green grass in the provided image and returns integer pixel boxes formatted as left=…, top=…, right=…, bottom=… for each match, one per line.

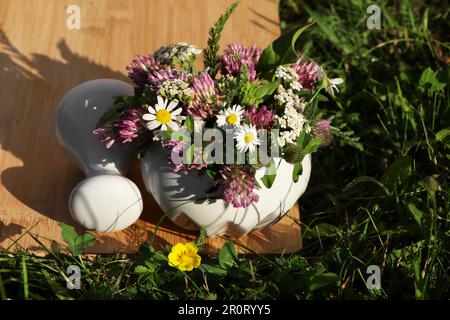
left=0, top=0, right=449, bottom=300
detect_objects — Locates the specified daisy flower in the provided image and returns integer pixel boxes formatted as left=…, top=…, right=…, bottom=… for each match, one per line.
left=234, top=124, right=260, bottom=153
left=216, top=104, right=244, bottom=129
left=142, top=96, right=184, bottom=131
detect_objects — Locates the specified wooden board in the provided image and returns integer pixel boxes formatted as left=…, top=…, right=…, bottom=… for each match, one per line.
left=0, top=0, right=302, bottom=254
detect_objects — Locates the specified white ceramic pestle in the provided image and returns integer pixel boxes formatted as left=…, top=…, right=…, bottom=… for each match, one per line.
left=55, top=79, right=143, bottom=232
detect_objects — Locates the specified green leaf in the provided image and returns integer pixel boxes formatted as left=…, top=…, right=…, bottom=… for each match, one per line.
left=419, top=67, right=447, bottom=92
left=205, top=293, right=218, bottom=300
left=205, top=168, right=218, bottom=180
left=218, top=241, right=238, bottom=269
left=242, top=80, right=280, bottom=105
left=201, top=264, right=227, bottom=277
left=258, top=80, right=279, bottom=97
left=382, top=157, right=412, bottom=190
left=303, top=137, right=323, bottom=154
left=436, top=128, right=450, bottom=148
left=290, top=132, right=311, bottom=164
left=185, top=144, right=195, bottom=164
left=58, top=222, right=96, bottom=256
left=96, top=96, right=130, bottom=127
left=239, top=78, right=279, bottom=106
left=256, top=21, right=315, bottom=77
left=343, top=176, right=390, bottom=196
left=292, top=161, right=303, bottom=183
left=261, top=159, right=277, bottom=188
left=307, top=272, right=340, bottom=291
left=406, top=203, right=425, bottom=227
left=304, top=223, right=340, bottom=239
left=134, top=265, right=149, bottom=274
left=161, top=129, right=175, bottom=140
left=60, top=222, right=77, bottom=245
left=185, top=115, right=194, bottom=134
left=420, top=68, right=435, bottom=87
left=73, top=234, right=96, bottom=256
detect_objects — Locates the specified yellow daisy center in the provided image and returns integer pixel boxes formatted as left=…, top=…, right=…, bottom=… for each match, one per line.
left=244, top=132, right=255, bottom=144
left=226, top=113, right=238, bottom=125
left=156, top=109, right=172, bottom=125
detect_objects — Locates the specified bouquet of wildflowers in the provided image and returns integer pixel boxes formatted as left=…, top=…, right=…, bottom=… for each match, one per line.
left=94, top=2, right=343, bottom=209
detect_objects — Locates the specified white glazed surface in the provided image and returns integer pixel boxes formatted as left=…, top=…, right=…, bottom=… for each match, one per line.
left=69, top=175, right=143, bottom=232
left=56, top=79, right=143, bottom=232
left=55, top=79, right=136, bottom=176
left=141, top=143, right=312, bottom=236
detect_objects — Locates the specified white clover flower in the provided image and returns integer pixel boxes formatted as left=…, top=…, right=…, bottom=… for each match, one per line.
left=274, top=65, right=298, bottom=83
left=216, top=104, right=245, bottom=129
left=142, top=96, right=184, bottom=131
left=234, top=124, right=260, bottom=153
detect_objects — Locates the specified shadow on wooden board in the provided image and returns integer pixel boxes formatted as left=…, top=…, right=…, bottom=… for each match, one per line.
left=0, top=0, right=301, bottom=254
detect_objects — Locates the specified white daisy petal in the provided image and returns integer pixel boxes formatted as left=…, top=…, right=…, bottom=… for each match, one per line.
left=156, top=96, right=165, bottom=109
left=171, top=107, right=182, bottom=116
left=143, top=113, right=156, bottom=121
left=167, top=121, right=180, bottom=131
left=146, top=121, right=161, bottom=130
left=167, top=100, right=179, bottom=111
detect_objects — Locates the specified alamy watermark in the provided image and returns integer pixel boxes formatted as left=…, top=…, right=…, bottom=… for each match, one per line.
left=366, top=5, right=381, bottom=30
left=366, top=265, right=381, bottom=290
left=66, top=265, right=81, bottom=289
left=167, top=128, right=281, bottom=174
left=66, top=5, right=81, bottom=30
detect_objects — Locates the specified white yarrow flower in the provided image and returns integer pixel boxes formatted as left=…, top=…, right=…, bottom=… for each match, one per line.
left=276, top=105, right=306, bottom=147
left=234, top=124, right=260, bottom=153
left=274, top=65, right=298, bottom=83
left=158, top=79, right=194, bottom=102
left=289, top=81, right=303, bottom=92
left=142, top=96, right=184, bottom=131
left=274, top=87, right=305, bottom=112
left=216, top=104, right=245, bottom=129
left=154, top=42, right=201, bottom=64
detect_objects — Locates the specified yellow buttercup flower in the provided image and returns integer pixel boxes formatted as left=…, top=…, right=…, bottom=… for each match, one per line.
left=168, top=242, right=201, bottom=271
